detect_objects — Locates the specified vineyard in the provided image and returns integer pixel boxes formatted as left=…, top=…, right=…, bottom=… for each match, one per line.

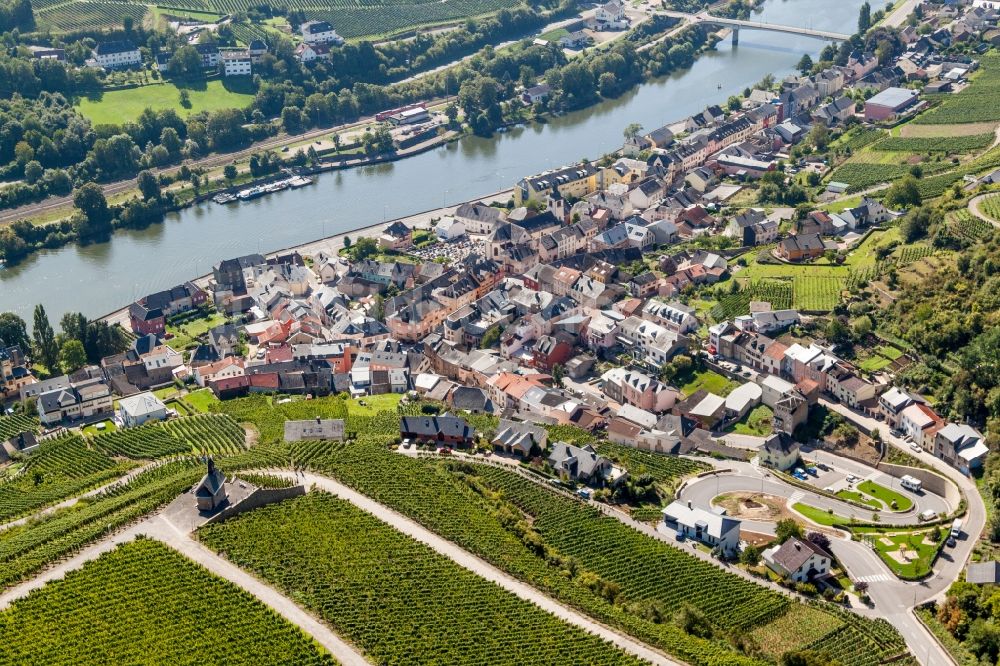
left=92, top=423, right=192, bottom=459
left=0, top=539, right=336, bottom=665
left=163, top=414, right=247, bottom=454
left=828, top=163, right=911, bottom=192
left=710, top=281, right=793, bottom=320
left=0, top=414, right=38, bottom=442
left=284, top=435, right=768, bottom=666
left=32, top=0, right=520, bottom=38
left=593, top=441, right=708, bottom=485
left=0, top=434, right=133, bottom=524
left=914, top=54, right=1000, bottom=125
left=199, top=492, right=646, bottom=666
left=0, top=447, right=289, bottom=590
left=877, top=133, right=995, bottom=153
left=35, top=1, right=149, bottom=33
left=837, top=128, right=885, bottom=153
left=979, top=194, right=1000, bottom=223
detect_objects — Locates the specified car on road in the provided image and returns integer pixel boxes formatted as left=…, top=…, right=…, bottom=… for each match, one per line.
left=846, top=475, right=860, bottom=484
left=909, top=443, right=922, bottom=453
left=816, top=463, right=831, bottom=471
left=577, top=488, right=592, bottom=500
left=548, top=478, right=561, bottom=487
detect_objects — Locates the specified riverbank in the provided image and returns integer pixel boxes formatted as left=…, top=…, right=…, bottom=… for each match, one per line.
left=0, top=0, right=868, bottom=323
left=99, top=187, right=514, bottom=327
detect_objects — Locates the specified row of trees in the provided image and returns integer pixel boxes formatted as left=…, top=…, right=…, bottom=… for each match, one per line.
left=0, top=304, right=128, bottom=376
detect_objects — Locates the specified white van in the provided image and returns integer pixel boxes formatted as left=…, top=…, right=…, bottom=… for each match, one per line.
left=951, top=519, right=964, bottom=538
left=900, top=475, right=922, bottom=492
left=920, top=509, right=937, bottom=522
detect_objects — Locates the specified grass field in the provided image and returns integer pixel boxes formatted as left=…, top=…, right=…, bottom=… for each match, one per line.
left=184, top=389, right=220, bottom=413
left=727, top=405, right=773, bottom=436
left=77, top=79, right=255, bottom=126
left=792, top=503, right=849, bottom=526
left=0, top=539, right=335, bottom=665
left=854, top=528, right=938, bottom=578
left=679, top=369, right=739, bottom=398
left=749, top=604, right=844, bottom=659
left=836, top=489, right=882, bottom=509
left=164, top=311, right=229, bottom=351
left=858, top=480, right=913, bottom=512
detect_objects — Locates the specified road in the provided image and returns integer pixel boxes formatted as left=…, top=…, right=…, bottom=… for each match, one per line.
left=882, top=0, right=923, bottom=28
left=820, top=398, right=984, bottom=666
left=967, top=192, right=1000, bottom=227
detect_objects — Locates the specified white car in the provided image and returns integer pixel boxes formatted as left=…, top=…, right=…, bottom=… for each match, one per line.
left=846, top=475, right=860, bottom=484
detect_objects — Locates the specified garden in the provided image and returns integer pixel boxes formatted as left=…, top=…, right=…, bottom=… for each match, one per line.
left=853, top=527, right=941, bottom=579
left=726, top=404, right=774, bottom=437
left=0, top=539, right=335, bottom=665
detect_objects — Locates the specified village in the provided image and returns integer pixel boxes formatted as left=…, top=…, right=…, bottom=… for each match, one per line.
left=6, top=1, right=1000, bottom=664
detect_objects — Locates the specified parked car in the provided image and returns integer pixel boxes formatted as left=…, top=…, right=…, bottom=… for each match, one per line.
left=846, top=475, right=860, bottom=484
left=440, top=447, right=452, bottom=456
left=675, top=529, right=686, bottom=542
left=577, top=488, right=592, bottom=500
left=947, top=536, right=957, bottom=548
left=816, top=463, right=831, bottom=471
left=910, top=443, right=922, bottom=453
left=806, top=466, right=818, bottom=477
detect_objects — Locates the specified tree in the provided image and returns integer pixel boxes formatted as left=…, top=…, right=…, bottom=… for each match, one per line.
left=807, top=123, right=829, bottom=151
left=900, top=205, right=933, bottom=242
left=775, top=518, right=803, bottom=543
left=32, top=304, right=58, bottom=371
left=623, top=122, right=643, bottom=140
left=0, top=312, right=30, bottom=350
left=179, top=89, right=191, bottom=109
left=224, top=164, right=237, bottom=182
left=739, top=544, right=761, bottom=566
left=58, top=339, right=87, bottom=373
left=136, top=170, right=160, bottom=201
left=73, top=183, right=111, bottom=231
left=806, top=531, right=831, bottom=552
left=343, top=235, right=352, bottom=249
left=168, top=47, right=202, bottom=78
left=727, top=95, right=742, bottom=111
left=780, top=651, right=841, bottom=666
left=797, top=53, right=814, bottom=75
left=552, top=363, right=565, bottom=388
left=350, top=237, right=377, bottom=260
left=858, top=1, right=872, bottom=34
left=23, top=160, right=42, bottom=185
left=885, top=175, right=921, bottom=209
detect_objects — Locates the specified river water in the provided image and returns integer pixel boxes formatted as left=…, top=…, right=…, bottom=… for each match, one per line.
left=0, top=0, right=866, bottom=322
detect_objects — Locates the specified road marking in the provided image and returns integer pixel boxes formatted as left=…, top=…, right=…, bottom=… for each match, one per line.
left=789, top=491, right=804, bottom=504
left=855, top=573, right=892, bottom=583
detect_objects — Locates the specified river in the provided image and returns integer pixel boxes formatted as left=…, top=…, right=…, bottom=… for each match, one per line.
left=0, top=0, right=866, bottom=322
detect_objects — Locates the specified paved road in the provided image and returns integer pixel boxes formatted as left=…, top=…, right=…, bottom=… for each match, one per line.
left=882, top=0, right=922, bottom=28
left=821, top=399, right=982, bottom=666
left=272, top=470, right=680, bottom=666
left=967, top=193, right=1000, bottom=228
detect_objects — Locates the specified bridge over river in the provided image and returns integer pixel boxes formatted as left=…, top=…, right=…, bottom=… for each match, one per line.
left=658, top=9, right=851, bottom=43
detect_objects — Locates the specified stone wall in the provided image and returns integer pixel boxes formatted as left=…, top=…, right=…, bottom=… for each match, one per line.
left=203, top=484, right=306, bottom=526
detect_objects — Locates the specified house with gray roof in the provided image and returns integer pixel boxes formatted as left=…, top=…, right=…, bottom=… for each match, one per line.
left=662, top=500, right=741, bottom=556
left=548, top=442, right=614, bottom=484
left=492, top=419, right=547, bottom=457
left=763, top=536, right=832, bottom=582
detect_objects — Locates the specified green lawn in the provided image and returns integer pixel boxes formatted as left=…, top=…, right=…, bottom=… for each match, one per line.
left=836, top=489, right=882, bottom=510
left=539, top=27, right=569, bottom=42
left=78, top=79, right=255, bottom=126
left=726, top=405, right=773, bottom=436
left=854, top=529, right=939, bottom=578
left=679, top=369, right=739, bottom=398
left=347, top=394, right=403, bottom=416
left=859, top=355, right=892, bottom=373
left=792, top=503, right=849, bottom=527
left=184, top=389, right=220, bottom=414
left=165, top=312, right=229, bottom=351
left=81, top=421, right=117, bottom=436
left=858, top=480, right=913, bottom=512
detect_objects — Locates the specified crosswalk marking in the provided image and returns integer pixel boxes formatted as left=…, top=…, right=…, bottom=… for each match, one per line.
left=855, top=573, right=892, bottom=583
left=789, top=491, right=804, bottom=504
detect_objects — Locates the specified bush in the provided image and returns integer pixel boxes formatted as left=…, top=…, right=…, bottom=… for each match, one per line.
left=794, top=582, right=818, bottom=596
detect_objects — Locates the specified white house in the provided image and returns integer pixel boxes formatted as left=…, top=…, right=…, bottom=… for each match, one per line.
left=221, top=50, right=252, bottom=77
left=300, top=20, right=344, bottom=45
left=436, top=217, right=466, bottom=241
left=763, top=537, right=832, bottom=582
left=594, top=0, right=628, bottom=29
left=758, top=432, right=799, bottom=471
left=662, top=501, right=741, bottom=556
left=117, top=392, right=168, bottom=428
left=725, top=382, right=763, bottom=420
left=93, top=41, right=141, bottom=69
